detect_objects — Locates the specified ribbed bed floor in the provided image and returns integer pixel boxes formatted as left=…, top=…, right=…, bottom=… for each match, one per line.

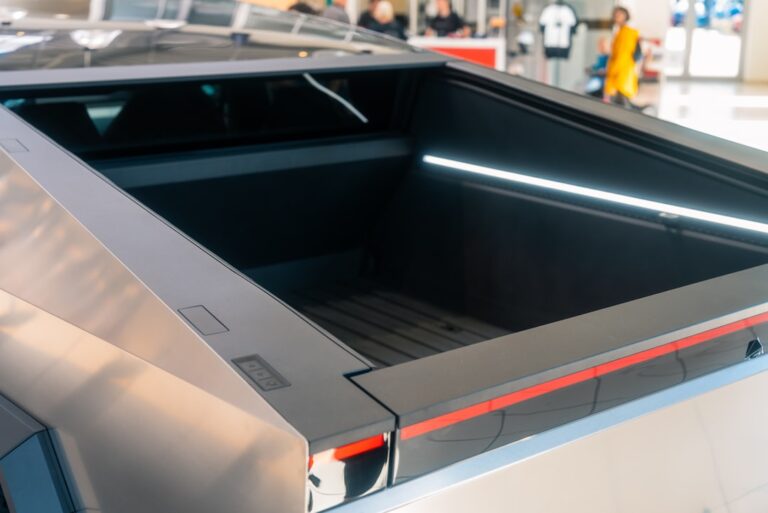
left=285, top=282, right=507, bottom=367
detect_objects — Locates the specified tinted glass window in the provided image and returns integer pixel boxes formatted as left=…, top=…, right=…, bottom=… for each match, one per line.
left=3, top=70, right=404, bottom=158
left=0, top=30, right=352, bottom=70
left=242, top=7, right=409, bottom=50
left=188, top=0, right=236, bottom=26
left=107, top=0, right=162, bottom=19
left=0, top=25, right=411, bottom=71
left=106, top=0, right=184, bottom=20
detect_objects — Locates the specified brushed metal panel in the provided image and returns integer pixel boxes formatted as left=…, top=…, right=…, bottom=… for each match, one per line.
left=379, top=364, right=768, bottom=513
left=178, top=305, right=229, bottom=336
left=0, top=289, right=305, bottom=513
left=0, top=139, right=28, bottom=153
left=0, top=147, right=270, bottom=409
left=0, top=137, right=307, bottom=512
left=0, top=107, right=394, bottom=451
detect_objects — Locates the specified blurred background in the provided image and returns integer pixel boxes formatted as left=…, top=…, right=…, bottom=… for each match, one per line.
left=0, top=0, right=765, bottom=151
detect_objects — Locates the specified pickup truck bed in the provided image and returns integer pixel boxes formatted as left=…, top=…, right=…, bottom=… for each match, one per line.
left=4, top=56, right=768, bottom=511
left=114, top=146, right=768, bottom=370
left=284, top=280, right=506, bottom=366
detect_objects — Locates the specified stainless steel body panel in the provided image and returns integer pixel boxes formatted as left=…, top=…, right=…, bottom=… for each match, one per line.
left=340, top=357, right=768, bottom=513
left=0, top=105, right=310, bottom=511
left=0, top=107, right=394, bottom=450
left=0, top=288, right=306, bottom=513
left=0, top=141, right=277, bottom=412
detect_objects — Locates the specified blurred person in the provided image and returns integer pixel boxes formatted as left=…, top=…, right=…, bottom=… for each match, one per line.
left=604, top=6, right=640, bottom=107
left=289, top=2, right=318, bottom=14
left=585, top=36, right=611, bottom=98
left=425, top=0, right=470, bottom=37
left=516, top=30, right=534, bottom=54
left=506, top=1, right=527, bottom=54
left=322, top=0, right=350, bottom=24
left=512, top=1, right=523, bottom=20
left=369, top=1, right=406, bottom=39
left=358, top=0, right=380, bottom=29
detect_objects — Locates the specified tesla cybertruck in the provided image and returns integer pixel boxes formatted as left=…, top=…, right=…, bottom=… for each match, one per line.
left=2, top=12, right=768, bottom=513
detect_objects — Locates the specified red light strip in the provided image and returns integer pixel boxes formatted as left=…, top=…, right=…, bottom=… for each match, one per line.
left=333, top=434, right=386, bottom=460
left=401, top=311, right=768, bottom=440
left=311, top=434, right=386, bottom=466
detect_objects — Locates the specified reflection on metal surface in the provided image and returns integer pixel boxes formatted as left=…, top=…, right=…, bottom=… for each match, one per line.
left=0, top=8, right=27, bottom=24
left=0, top=95, right=394, bottom=456
left=0, top=17, right=410, bottom=71
left=144, top=18, right=187, bottom=30
left=343, top=358, right=768, bottom=513
left=0, top=149, right=269, bottom=408
left=309, top=434, right=390, bottom=512
left=746, top=338, right=764, bottom=359
left=70, top=29, right=122, bottom=49
left=392, top=313, right=768, bottom=482
left=402, top=311, right=768, bottom=441
left=0, top=289, right=305, bottom=512
left=399, top=370, right=768, bottom=512
left=0, top=149, right=307, bottom=511
left=0, top=34, right=50, bottom=55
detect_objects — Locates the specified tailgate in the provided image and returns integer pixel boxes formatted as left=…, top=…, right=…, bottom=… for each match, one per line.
left=353, top=263, right=768, bottom=481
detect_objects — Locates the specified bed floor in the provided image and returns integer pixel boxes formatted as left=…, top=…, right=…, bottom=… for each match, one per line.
left=282, top=281, right=507, bottom=367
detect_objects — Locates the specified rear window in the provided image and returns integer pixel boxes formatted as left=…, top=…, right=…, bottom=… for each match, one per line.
left=3, top=70, right=404, bottom=158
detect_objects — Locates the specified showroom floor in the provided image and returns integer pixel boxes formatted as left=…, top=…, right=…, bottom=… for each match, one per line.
left=640, top=80, right=768, bottom=153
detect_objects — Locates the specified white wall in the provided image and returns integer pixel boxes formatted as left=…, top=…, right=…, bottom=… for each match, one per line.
left=743, top=0, right=768, bottom=83
left=619, top=0, right=670, bottom=39
left=569, top=0, right=613, bottom=18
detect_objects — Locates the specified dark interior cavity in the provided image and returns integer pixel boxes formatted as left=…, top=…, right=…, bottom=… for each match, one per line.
left=7, top=68, right=768, bottom=368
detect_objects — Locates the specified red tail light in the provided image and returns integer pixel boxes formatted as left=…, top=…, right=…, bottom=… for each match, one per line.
left=307, top=433, right=390, bottom=512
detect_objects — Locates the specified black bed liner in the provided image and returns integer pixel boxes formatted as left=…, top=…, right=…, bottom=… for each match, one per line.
left=282, top=281, right=506, bottom=367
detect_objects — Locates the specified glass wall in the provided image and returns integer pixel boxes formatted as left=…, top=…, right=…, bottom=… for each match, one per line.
left=188, top=0, right=237, bottom=25
left=107, top=0, right=175, bottom=20
left=105, top=0, right=237, bottom=25
left=501, top=0, right=615, bottom=88
left=666, top=0, right=744, bottom=78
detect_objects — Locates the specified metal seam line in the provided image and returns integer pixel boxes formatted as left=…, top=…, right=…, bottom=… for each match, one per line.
left=401, top=310, right=768, bottom=440
left=423, top=155, right=768, bottom=235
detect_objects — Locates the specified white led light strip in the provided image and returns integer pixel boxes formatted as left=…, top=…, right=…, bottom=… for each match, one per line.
left=423, top=155, right=768, bottom=236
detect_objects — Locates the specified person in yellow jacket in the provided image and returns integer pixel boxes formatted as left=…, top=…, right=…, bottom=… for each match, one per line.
left=605, top=6, right=640, bottom=106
